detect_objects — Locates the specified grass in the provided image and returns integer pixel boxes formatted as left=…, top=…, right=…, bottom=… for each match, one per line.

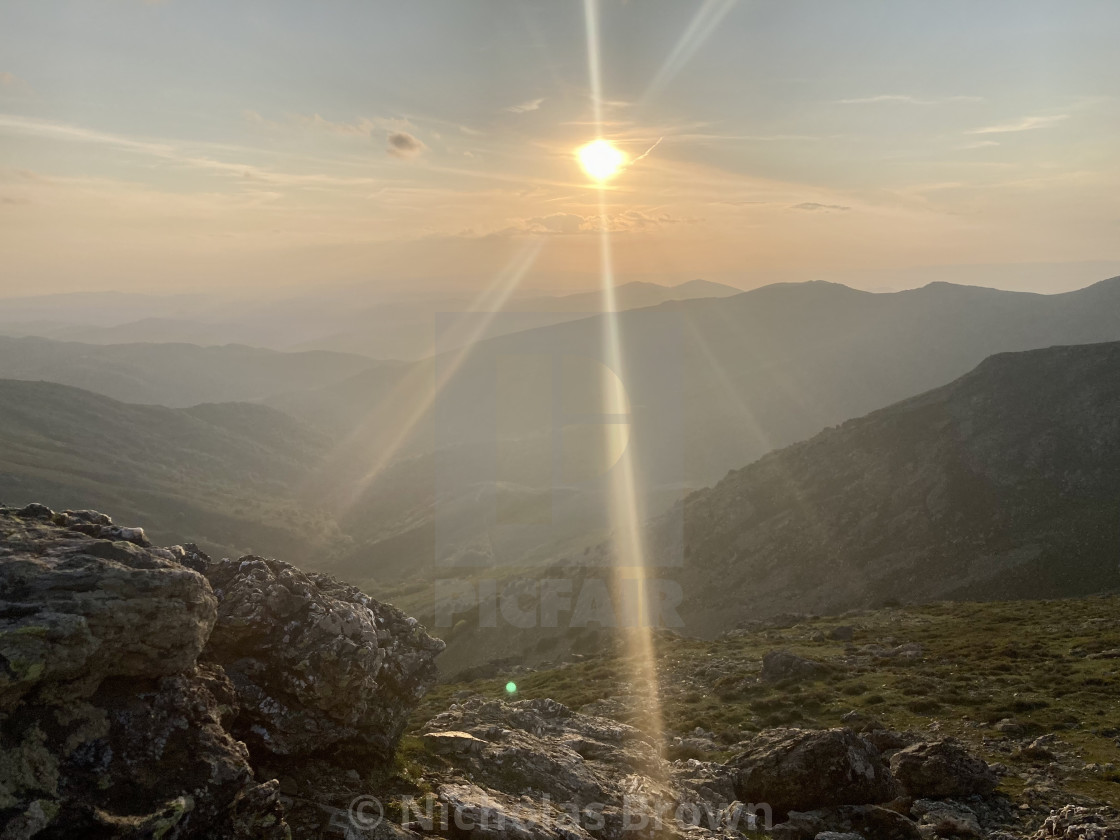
left=407, top=595, right=1120, bottom=806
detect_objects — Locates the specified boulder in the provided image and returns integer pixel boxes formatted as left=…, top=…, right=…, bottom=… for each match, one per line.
left=203, top=555, right=445, bottom=759
left=888, top=739, right=998, bottom=799
left=760, top=650, right=831, bottom=683
left=0, top=506, right=216, bottom=709
left=1032, top=806, right=1120, bottom=839
left=773, top=805, right=921, bottom=840
left=912, top=799, right=982, bottom=838
left=730, top=728, right=898, bottom=817
left=0, top=505, right=289, bottom=839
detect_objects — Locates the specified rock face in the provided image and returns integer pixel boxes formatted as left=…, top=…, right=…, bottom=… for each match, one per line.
left=0, top=504, right=444, bottom=839
left=1031, top=806, right=1120, bottom=840
left=730, top=728, right=897, bottom=817
left=0, top=505, right=216, bottom=709
left=203, top=555, right=445, bottom=758
left=649, top=341, right=1120, bottom=636
left=889, top=739, right=999, bottom=799
left=422, top=697, right=758, bottom=840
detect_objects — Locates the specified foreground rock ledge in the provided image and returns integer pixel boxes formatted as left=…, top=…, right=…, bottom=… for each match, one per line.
left=0, top=503, right=444, bottom=839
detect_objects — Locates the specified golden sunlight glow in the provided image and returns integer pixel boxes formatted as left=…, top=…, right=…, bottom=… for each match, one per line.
left=577, top=139, right=626, bottom=180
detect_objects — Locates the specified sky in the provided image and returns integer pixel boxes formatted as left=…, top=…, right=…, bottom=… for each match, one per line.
left=1, top=0, right=1119, bottom=298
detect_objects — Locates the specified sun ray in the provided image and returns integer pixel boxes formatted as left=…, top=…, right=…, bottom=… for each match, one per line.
left=582, top=0, right=666, bottom=759
left=642, top=0, right=738, bottom=105
left=308, top=240, right=545, bottom=516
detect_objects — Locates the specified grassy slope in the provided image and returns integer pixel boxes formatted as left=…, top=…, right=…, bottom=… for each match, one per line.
left=0, top=380, right=341, bottom=559
left=410, top=596, right=1120, bottom=806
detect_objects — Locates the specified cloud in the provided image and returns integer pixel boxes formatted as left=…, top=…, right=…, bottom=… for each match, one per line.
left=791, top=202, right=851, bottom=212
left=837, top=94, right=983, bottom=105
left=506, top=98, right=544, bottom=114
left=0, top=113, right=384, bottom=189
left=0, top=72, right=31, bottom=94
left=969, top=114, right=1069, bottom=134
left=487, top=209, right=694, bottom=237
left=245, top=110, right=412, bottom=137
left=387, top=131, right=425, bottom=158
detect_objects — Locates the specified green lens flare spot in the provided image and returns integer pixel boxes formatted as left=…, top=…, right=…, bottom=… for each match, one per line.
left=505, top=681, right=517, bottom=694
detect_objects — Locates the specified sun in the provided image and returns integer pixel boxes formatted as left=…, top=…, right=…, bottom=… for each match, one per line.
left=576, top=139, right=626, bottom=180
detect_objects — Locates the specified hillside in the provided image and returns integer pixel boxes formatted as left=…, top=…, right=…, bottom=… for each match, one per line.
left=651, top=340, right=1120, bottom=635
left=0, top=335, right=382, bottom=407
left=273, top=278, right=1120, bottom=604
left=0, top=379, right=337, bottom=557
left=277, top=277, right=1120, bottom=482
left=423, top=340, right=1120, bottom=673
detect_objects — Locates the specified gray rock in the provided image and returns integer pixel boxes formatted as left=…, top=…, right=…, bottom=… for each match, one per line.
left=761, top=650, right=831, bottom=683
left=1031, top=806, right=1120, bottom=839
left=912, top=799, right=982, bottom=838
left=889, top=739, right=998, bottom=799
left=422, top=698, right=755, bottom=840
left=0, top=506, right=216, bottom=709
left=203, top=554, right=445, bottom=759
left=730, top=728, right=898, bottom=817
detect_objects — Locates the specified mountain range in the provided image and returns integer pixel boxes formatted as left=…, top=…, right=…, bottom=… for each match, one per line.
left=2, top=277, right=1120, bottom=655
left=0, top=279, right=741, bottom=361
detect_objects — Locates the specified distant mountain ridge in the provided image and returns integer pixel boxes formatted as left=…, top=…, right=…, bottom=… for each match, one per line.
left=0, top=336, right=385, bottom=407
left=0, top=279, right=742, bottom=359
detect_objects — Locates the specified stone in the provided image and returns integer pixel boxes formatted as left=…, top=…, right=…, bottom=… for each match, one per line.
left=0, top=506, right=216, bottom=709
left=1031, top=806, right=1120, bottom=839
left=202, top=554, right=445, bottom=759
left=912, top=799, right=982, bottom=838
left=730, top=728, right=898, bottom=818
left=0, top=664, right=290, bottom=839
left=760, top=650, right=831, bottom=683
left=889, top=740, right=998, bottom=799
left=422, top=698, right=755, bottom=840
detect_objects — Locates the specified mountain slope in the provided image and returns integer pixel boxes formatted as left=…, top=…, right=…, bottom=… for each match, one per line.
left=0, top=336, right=383, bottom=407
left=0, top=379, right=336, bottom=557
left=278, top=277, right=1120, bottom=484
left=651, top=340, right=1120, bottom=635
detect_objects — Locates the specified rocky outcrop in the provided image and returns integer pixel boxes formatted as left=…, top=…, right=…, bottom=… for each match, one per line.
left=0, top=504, right=444, bottom=840
left=203, top=555, right=444, bottom=759
left=729, top=728, right=897, bottom=817
left=759, top=651, right=830, bottom=683
left=0, top=505, right=215, bottom=709
left=422, top=697, right=760, bottom=840
left=889, top=739, right=999, bottom=799
left=1031, top=806, right=1120, bottom=839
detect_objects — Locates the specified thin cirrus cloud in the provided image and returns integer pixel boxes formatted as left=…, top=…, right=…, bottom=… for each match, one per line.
left=836, top=94, right=983, bottom=105
left=968, top=114, right=1069, bottom=134
left=245, top=110, right=412, bottom=137
left=0, top=113, right=384, bottom=189
left=487, top=209, right=694, bottom=238
left=791, top=202, right=851, bottom=212
left=387, top=131, right=425, bottom=158
left=506, top=98, right=544, bottom=114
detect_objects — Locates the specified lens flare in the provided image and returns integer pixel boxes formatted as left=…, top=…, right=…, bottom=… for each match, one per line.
left=577, top=139, right=626, bottom=180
